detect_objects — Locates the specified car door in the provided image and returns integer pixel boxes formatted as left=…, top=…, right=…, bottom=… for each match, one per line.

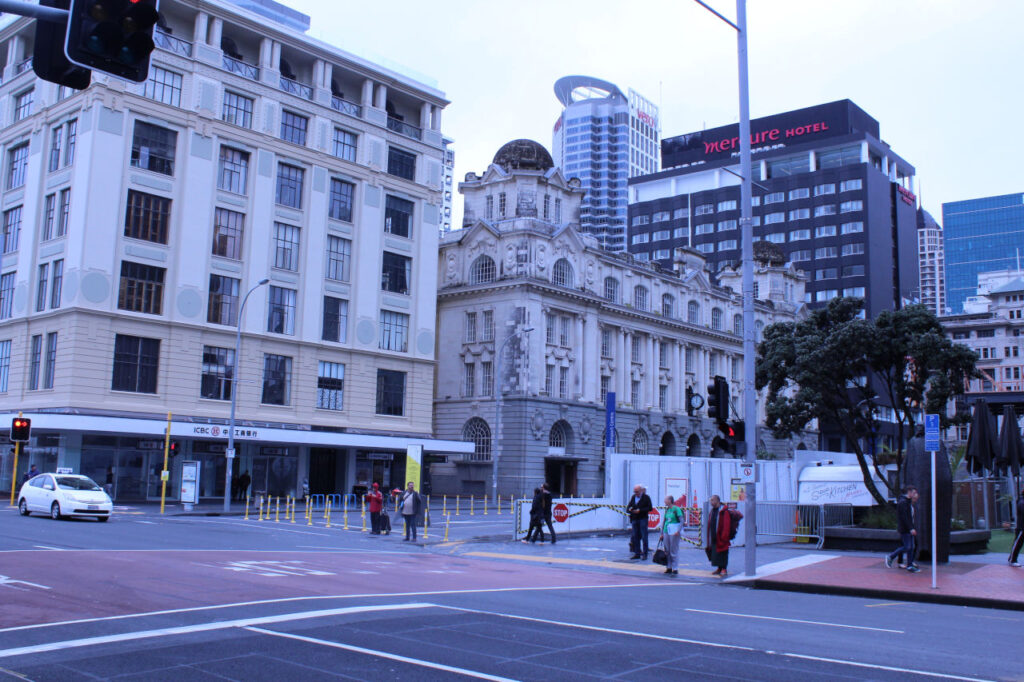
left=37, top=475, right=57, bottom=511
left=24, top=476, right=46, bottom=511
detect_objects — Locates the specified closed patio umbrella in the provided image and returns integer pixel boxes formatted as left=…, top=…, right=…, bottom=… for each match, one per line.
left=965, top=401, right=996, bottom=476
left=996, top=405, right=1022, bottom=496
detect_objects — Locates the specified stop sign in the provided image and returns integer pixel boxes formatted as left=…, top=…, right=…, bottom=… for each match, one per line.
left=647, top=508, right=661, bottom=530
left=552, top=503, right=569, bottom=523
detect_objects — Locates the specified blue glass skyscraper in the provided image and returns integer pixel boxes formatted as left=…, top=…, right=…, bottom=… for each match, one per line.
left=943, top=193, right=1024, bottom=313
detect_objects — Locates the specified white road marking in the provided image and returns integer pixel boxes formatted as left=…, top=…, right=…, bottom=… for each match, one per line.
left=245, top=626, right=517, bottom=682
left=193, top=560, right=334, bottom=578
left=32, top=545, right=64, bottom=551
left=684, top=607, right=903, bottom=633
left=0, top=575, right=50, bottom=591
left=439, top=605, right=989, bottom=682
left=0, top=603, right=434, bottom=659
left=724, top=553, right=838, bottom=580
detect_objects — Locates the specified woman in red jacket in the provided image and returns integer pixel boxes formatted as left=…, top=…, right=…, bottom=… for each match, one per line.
left=707, top=494, right=732, bottom=577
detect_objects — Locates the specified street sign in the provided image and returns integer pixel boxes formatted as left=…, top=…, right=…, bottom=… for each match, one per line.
left=552, top=503, right=569, bottom=523
left=924, top=413, right=940, bottom=452
left=738, top=464, right=756, bottom=484
left=225, top=448, right=235, bottom=459
left=647, top=508, right=661, bottom=530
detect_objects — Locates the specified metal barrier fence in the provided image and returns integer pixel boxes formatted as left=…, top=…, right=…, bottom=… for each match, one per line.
left=822, top=503, right=855, bottom=528
left=756, top=501, right=825, bottom=549
left=306, top=493, right=357, bottom=511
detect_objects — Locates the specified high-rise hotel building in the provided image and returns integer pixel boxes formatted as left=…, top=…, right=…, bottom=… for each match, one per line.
left=0, top=0, right=471, bottom=501
left=628, top=100, right=920, bottom=317
left=551, top=76, right=659, bottom=252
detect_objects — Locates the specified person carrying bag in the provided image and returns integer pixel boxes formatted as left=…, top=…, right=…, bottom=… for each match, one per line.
left=659, top=495, right=683, bottom=575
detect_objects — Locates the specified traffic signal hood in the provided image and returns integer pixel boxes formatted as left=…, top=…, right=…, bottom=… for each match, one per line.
left=65, top=0, right=160, bottom=83
left=11, top=418, right=31, bottom=442
left=706, top=375, right=730, bottom=423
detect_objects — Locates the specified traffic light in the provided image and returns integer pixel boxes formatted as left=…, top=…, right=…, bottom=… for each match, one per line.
left=65, top=0, right=160, bottom=83
left=11, top=417, right=31, bottom=443
left=33, top=0, right=92, bottom=89
left=706, top=375, right=729, bottom=424
left=168, top=441, right=179, bottom=456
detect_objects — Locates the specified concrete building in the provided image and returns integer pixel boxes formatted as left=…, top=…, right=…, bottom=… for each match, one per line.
left=440, top=136, right=454, bottom=235
left=629, top=100, right=919, bottom=318
left=0, top=0, right=472, bottom=502
left=434, top=140, right=810, bottom=497
left=917, top=208, right=946, bottom=316
left=943, top=193, right=1024, bottom=314
left=551, top=76, right=659, bottom=252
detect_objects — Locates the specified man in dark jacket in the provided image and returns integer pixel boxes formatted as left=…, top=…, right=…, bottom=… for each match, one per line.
left=626, top=484, right=653, bottom=560
left=707, top=494, right=733, bottom=577
left=541, top=482, right=556, bottom=544
left=524, top=487, right=545, bottom=543
left=885, top=486, right=921, bottom=572
left=399, top=482, right=422, bottom=542
left=1009, top=494, right=1023, bottom=567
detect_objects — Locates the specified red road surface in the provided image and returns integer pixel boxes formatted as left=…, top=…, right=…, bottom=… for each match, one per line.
left=0, top=550, right=648, bottom=628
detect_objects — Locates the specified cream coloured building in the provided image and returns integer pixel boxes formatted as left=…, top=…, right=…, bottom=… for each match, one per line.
left=0, top=0, right=471, bottom=502
left=433, top=140, right=811, bottom=497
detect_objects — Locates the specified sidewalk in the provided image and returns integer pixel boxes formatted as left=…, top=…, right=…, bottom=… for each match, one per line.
left=730, top=553, right=1024, bottom=611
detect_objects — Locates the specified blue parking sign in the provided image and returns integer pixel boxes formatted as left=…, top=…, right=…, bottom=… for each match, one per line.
left=924, top=413, right=940, bottom=452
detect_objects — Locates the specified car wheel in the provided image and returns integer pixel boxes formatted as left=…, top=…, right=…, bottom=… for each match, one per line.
left=50, top=501, right=62, bottom=520
left=97, top=516, right=110, bottom=522
left=18, top=498, right=29, bottom=516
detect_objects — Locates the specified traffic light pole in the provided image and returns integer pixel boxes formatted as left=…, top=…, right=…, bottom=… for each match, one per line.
left=0, top=0, right=68, bottom=22
left=8, top=442, right=20, bottom=506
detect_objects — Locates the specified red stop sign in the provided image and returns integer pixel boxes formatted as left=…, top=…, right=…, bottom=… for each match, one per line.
left=647, top=508, right=661, bottom=530
left=552, top=503, right=569, bottom=523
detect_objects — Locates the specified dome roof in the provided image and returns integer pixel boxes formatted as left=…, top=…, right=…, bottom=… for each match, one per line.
left=493, top=139, right=554, bottom=172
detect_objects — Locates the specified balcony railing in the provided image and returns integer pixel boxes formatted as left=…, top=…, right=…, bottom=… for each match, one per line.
left=387, top=116, right=422, bottom=141
left=223, top=55, right=259, bottom=81
left=279, top=76, right=313, bottom=100
left=14, top=57, right=32, bottom=75
left=331, top=95, right=362, bottom=118
left=154, top=29, right=193, bottom=58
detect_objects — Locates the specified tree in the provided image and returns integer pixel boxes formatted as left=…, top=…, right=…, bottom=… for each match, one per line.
left=756, top=298, right=978, bottom=506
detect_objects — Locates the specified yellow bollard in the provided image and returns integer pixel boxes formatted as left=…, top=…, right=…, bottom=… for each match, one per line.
left=257, top=496, right=263, bottom=521
left=423, top=497, right=429, bottom=539
left=456, top=495, right=460, bottom=516
left=244, top=495, right=250, bottom=520
left=344, top=496, right=349, bottom=530
left=307, top=499, right=312, bottom=526
left=290, top=496, right=296, bottom=523
left=361, top=496, right=367, bottom=532
left=275, top=496, right=280, bottom=522
left=496, top=494, right=501, bottom=516
left=326, top=502, right=331, bottom=528
left=444, top=513, right=450, bottom=542
left=470, top=494, right=475, bottom=516
left=443, top=494, right=447, bottom=515
left=484, top=493, right=488, bottom=516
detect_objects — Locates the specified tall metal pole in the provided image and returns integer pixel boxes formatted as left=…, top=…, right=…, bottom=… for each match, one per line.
left=224, top=278, right=269, bottom=512
left=493, top=327, right=533, bottom=502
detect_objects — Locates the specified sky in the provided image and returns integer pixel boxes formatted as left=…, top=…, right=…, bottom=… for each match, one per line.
left=285, top=0, right=1023, bottom=227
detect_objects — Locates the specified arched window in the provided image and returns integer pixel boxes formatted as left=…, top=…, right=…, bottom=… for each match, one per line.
left=632, top=429, right=648, bottom=455
left=687, top=301, right=700, bottom=324
left=603, top=277, right=620, bottom=303
left=733, top=313, right=743, bottom=335
left=659, top=430, right=676, bottom=456
left=470, top=255, right=496, bottom=284
left=552, top=259, right=574, bottom=287
left=549, top=421, right=568, bottom=448
left=462, top=417, right=491, bottom=462
left=687, top=433, right=701, bottom=457
left=711, top=307, right=724, bottom=330
left=633, top=285, right=649, bottom=311
left=755, top=319, right=765, bottom=341
left=661, top=294, right=675, bottom=318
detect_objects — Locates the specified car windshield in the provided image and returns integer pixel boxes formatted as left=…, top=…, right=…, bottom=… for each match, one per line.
left=55, top=476, right=102, bottom=491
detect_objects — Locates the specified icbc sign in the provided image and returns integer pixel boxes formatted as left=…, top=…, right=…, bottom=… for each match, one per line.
left=552, top=503, right=570, bottom=523
left=647, top=508, right=661, bottom=530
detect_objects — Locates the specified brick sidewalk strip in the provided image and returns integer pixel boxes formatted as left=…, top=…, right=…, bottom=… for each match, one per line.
left=731, top=554, right=1024, bottom=611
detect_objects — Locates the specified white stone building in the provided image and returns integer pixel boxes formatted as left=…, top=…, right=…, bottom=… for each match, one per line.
left=0, top=0, right=472, bottom=502
left=433, top=140, right=810, bottom=497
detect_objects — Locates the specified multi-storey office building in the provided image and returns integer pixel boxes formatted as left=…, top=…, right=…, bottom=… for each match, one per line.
left=435, top=140, right=809, bottom=497
left=0, top=0, right=471, bottom=501
left=551, top=76, right=659, bottom=252
left=440, top=136, right=454, bottom=235
left=628, top=100, right=920, bottom=317
left=943, top=193, right=1024, bottom=314
left=917, top=208, right=946, bottom=316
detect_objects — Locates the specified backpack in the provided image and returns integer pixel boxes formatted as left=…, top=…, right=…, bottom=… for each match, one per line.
left=727, top=509, right=743, bottom=541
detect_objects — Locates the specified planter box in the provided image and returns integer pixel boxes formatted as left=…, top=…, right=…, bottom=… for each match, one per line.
left=823, top=527, right=991, bottom=555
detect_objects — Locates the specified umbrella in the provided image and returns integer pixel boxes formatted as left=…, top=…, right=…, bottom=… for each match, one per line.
left=964, top=401, right=996, bottom=476
left=995, top=405, right=1022, bottom=495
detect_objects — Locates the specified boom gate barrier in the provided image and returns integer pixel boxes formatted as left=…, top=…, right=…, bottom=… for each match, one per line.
left=513, top=498, right=702, bottom=547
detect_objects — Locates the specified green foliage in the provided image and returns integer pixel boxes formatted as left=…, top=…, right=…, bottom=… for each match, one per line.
left=857, top=505, right=896, bottom=529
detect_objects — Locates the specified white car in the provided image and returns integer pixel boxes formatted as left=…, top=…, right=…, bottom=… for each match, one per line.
left=18, top=473, right=113, bottom=521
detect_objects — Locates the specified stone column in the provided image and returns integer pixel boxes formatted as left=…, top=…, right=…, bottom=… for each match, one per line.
left=646, top=335, right=656, bottom=409
left=361, top=79, right=374, bottom=108
left=208, top=18, right=223, bottom=49
left=193, top=13, right=209, bottom=44
left=576, top=315, right=586, bottom=400
left=618, top=329, right=628, bottom=401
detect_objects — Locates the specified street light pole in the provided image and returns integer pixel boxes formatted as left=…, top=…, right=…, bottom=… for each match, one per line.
left=223, top=277, right=270, bottom=512
left=493, top=326, right=534, bottom=502
left=693, top=0, right=758, bottom=577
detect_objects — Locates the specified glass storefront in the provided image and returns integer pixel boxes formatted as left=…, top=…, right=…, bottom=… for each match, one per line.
left=81, top=435, right=173, bottom=501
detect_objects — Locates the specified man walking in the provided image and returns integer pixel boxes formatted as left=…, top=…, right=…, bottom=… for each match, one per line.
left=626, top=484, right=653, bottom=560
left=886, top=485, right=921, bottom=572
left=541, top=482, right=557, bottom=544
left=400, top=481, right=422, bottom=542
left=706, top=495, right=732, bottom=577
left=1008, top=493, right=1023, bottom=567
left=366, top=482, right=384, bottom=535
left=524, top=487, right=546, bottom=543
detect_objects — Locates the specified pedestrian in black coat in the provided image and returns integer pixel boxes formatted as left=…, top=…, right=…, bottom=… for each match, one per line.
left=885, top=486, right=921, bottom=572
left=541, top=482, right=557, bottom=544
left=1009, top=494, right=1023, bottom=567
left=626, top=484, right=653, bottom=559
left=524, top=488, right=545, bottom=543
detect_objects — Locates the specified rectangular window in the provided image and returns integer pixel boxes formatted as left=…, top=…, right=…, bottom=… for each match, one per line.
left=200, top=345, right=234, bottom=401
left=328, top=178, right=354, bottom=222
left=29, top=334, right=42, bottom=390
left=631, top=336, right=642, bottom=363
left=266, top=286, right=296, bottom=335
left=0, top=339, right=9, bottom=392
left=482, top=310, right=494, bottom=341
left=2, top=207, right=21, bottom=254
left=280, top=110, right=308, bottom=145
left=317, top=361, right=345, bottom=410
left=57, top=189, right=70, bottom=238
left=601, top=328, right=611, bottom=357
left=64, top=120, right=77, bottom=166
left=222, top=92, right=254, bottom=128
left=814, top=183, right=835, bottom=196
left=632, top=233, right=649, bottom=244
left=659, top=384, right=667, bottom=410
left=143, top=67, right=182, bottom=106
left=840, top=200, right=863, bottom=213
left=842, top=264, right=865, bottom=277
left=600, top=375, right=610, bottom=403
left=788, top=208, right=810, bottom=220
left=814, top=204, right=837, bottom=217
left=816, top=268, right=837, bottom=280
left=273, top=222, right=300, bottom=271
left=379, top=310, right=409, bottom=352
left=694, top=204, right=714, bottom=215
left=765, top=232, right=785, bottom=244
left=559, top=315, right=570, bottom=346
left=0, top=272, right=14, bottom=319
left=381, top=252, right=411, bottom=295
left=207, top=274, right=240, bottom=325
left=387, top=147, right=416, bottom=181
left=131, top=121, right=177, bottom=175
left=718, top=239, right=738, bottom=250
left=653, top=229, right=672, bottom=241
left=717, top=200, right=737, bottom=211
left=717, top=219, right=737, bottom=231
left=375, top=369, right=405, bottom=416
left=117, top=261, right=165, bottom=314
left=112, top=334, right=160, bottom=393
left=36, top=263, right=48, bottom=312
left=844, top=286, right=866, bottom=297
left=558, top=366, right=569, bottom=399
left=261, top=354, right=293, bottom=405
left=212, top=208, right=244, bottom=259
left=50, top=260, right=63, bottom=309
left=275, top=164, right=304, bottom=208
left=464, top=362, right=475, bottom=397
left=325, top=235, right=351, bottom=282
left=841, top=242, right=865, bottom=256
left=217, top=147, right=249, bottom=194
left=788, top=188, right=809, bottom=200
left=7, top=144, right=28, bottom=190
left=124, top=190, right=171, bottom=244
left=840, top=179, right=862, bottom=192
left=789, top=229, right=810, bottom=241
left=764, top=192, right=784, bottom=204
left=333, top=128, right=357, bottom=162
left=41, top=194, right=56, bottom=241
left=554, top=198, right=562, bottom=223
left=694, top=223, right=714, bottom=235
left=631, top=380, right=640, bottom=406
left=465, top=312, right=477, bottom=343
left=13, top=89, right=33, bottom=121
left=815, top=246, right=838, bottom=259
left=48, top=125, right=64, bottom=172
left=545, top=313, right=555, bottom=345
left=653, top=211, right=671, bottom=222
left=815, top=225, right=836, bottom=238
left=486, top=196, right=494, bottom=220
left=685, top=346, right=694, bottom=371
left=764, top=212, right=785, bottom=224
left=321, top=296, right=349, bottom=343
left=841, top=221, right=864, bottom=234
left=384, top=195, right=413, bottom=238
left=659, top=343, right=668, bottom=368
left=481, top=361, right=493, bottom=396
left=696, top=243, right=714, bottom=253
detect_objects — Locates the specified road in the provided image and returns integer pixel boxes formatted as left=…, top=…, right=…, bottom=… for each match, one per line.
left=0, top=506, right=1020, bottom=681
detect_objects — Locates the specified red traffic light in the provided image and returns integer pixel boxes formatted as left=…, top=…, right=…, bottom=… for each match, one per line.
left=11, top=417, right=32, bottom=442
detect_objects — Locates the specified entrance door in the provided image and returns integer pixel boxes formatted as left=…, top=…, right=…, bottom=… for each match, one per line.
left=544, top=460, right=578, bottom=497
left=309, top=449, right=338, bottom=495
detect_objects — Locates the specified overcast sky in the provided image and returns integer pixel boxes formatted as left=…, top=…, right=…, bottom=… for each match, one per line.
left=288, top=0, right=1023, bottom=227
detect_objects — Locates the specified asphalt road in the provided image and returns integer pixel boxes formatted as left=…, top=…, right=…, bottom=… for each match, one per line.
left=1, top=507, right=1021, bottom=681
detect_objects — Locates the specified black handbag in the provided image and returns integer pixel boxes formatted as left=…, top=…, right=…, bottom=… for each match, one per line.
left=652, top=538, right=667, bottom=566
